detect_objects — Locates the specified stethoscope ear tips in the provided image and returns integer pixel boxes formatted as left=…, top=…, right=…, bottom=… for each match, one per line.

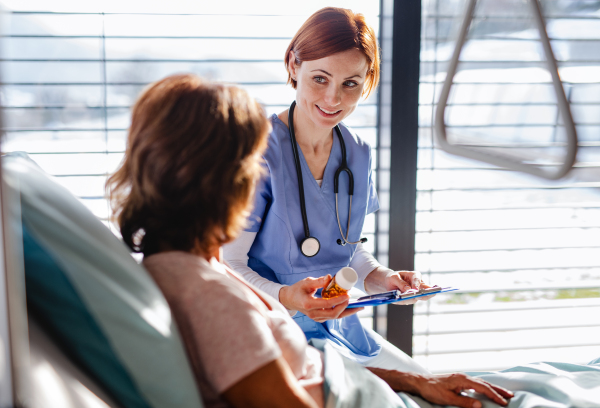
left=360, top=237, right=368, bottom=243
left=337, top=239, right=344, bottom=246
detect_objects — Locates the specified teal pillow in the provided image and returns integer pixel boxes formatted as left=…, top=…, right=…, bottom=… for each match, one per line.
left=4, top=152, right=203, bottom=408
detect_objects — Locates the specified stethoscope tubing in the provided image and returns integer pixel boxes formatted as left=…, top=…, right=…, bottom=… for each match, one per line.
left=288, top=101, right=366, bottom=255
left=288, top=101, right=312, bottom=240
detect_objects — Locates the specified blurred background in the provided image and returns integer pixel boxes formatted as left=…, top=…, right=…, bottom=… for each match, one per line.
left=1, top=0, right=599, bottom=374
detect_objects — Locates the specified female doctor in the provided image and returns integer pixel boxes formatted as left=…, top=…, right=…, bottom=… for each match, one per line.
left=225, top=7, right=429, bottom=372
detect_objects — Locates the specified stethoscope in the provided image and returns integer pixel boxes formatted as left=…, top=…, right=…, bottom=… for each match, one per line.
left=288, top=101, right=367, bottom=257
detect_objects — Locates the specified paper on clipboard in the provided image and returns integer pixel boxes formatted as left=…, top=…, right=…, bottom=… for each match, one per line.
left=346, top=286, right=459, bottom=309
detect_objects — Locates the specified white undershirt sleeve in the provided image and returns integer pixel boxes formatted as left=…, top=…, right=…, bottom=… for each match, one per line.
left=223, top=231, right=297, bottom=315
left=349, top=243, right=382, bottom=294
left=225, top=234, right=380, bottom=304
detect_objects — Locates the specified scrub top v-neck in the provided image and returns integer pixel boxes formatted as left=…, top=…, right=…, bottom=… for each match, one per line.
left=245, top=114, right=380, bottom=362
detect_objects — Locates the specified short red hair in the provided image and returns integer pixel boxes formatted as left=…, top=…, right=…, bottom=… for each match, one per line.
left=285, top=7, right=380, bottom=98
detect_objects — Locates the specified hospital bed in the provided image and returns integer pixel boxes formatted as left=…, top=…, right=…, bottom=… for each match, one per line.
left=1, top=152, right=599, bottom=407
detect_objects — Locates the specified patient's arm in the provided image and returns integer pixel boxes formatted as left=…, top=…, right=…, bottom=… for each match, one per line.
left=367, top=368, right=513, bottom=408
left=222, top=357, right=321, bottom=408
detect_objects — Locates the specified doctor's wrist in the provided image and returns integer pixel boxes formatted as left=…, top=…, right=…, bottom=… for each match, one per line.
left=278, top=285, right=291, bottom=307
left=278, top=286, right=298, bottom=316
left=364, top=267, right=394, bottom=294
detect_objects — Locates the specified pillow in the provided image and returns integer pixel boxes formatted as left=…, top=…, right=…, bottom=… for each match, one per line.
left=3, top=152, right=203, bottom=408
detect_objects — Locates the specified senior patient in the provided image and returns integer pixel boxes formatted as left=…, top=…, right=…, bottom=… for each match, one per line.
left=107, top=74, right=513, bottom=408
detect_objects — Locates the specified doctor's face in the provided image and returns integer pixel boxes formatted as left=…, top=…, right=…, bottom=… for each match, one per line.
left=289, top=48, right=369, bottom=131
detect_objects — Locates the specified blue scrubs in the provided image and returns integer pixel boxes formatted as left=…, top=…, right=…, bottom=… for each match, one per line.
left=246, top=114, right=381, bottom=363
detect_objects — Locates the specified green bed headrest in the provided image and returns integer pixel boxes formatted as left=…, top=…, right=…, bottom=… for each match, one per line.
left=3, top=152, right=203, bottom=408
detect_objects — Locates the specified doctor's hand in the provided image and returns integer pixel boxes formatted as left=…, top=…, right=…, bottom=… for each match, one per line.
left=279, top=276, right=363, bottom=323
left=365, top=267, right=432, bottom=304
left=385, top=270, right=426, bottom=292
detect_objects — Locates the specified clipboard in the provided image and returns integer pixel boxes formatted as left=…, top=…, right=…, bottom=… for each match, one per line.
left=346, top=286, right=459, bottom=308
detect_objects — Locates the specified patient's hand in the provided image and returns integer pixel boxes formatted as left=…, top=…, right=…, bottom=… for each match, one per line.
left=279, top=276, right=363, bottom=322
left=367, top=368, right=513, bottom=408
left=411, top=373, right=513, bottom=408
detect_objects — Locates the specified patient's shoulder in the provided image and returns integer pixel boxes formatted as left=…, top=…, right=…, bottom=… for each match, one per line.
left=143, top=251, right=264, bottom=311
left=143, top=251, right=282, bottom=396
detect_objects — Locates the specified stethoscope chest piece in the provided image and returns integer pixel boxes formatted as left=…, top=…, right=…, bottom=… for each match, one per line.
left=301, top=237, right=320, bottom=257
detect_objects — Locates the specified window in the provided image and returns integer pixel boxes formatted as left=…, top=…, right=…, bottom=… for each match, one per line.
left=415, top=0, right=600, bottom=373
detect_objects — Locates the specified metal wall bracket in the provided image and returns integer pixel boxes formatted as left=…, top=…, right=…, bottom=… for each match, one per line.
left=434, top=0, right=578, bottom=180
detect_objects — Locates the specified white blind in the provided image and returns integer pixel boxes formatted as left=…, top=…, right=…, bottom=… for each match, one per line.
left=415, top=0, right=600, bottom=373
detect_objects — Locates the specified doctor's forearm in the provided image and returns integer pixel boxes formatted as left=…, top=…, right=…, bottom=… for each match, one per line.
left=223, top=231, right=286, bottom=302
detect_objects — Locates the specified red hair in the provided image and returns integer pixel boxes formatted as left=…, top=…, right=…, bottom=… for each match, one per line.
left=285, top=7, right=380, bottom=98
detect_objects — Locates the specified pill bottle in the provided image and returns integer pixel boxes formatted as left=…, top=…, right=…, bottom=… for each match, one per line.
left=321, top=267, right=358, bottom=299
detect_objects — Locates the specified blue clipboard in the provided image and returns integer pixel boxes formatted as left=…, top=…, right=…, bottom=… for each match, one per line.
left=347, top=286, right=459, bottom=308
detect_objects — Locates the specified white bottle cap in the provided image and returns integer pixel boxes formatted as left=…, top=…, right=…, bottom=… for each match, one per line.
left=335, top=267, right=358, bottom=291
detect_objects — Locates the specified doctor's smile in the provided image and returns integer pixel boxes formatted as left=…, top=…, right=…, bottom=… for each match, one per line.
left=315, top=105, right=341, bottom=117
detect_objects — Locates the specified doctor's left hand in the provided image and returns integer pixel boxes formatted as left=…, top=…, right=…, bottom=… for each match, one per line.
left=279, top=276, right=364, bottom=323
left=385, top=270, right=433, bottom=305
left=365, top=267, right=432, bottom=304
left=385, top=270, right=429, bottom=293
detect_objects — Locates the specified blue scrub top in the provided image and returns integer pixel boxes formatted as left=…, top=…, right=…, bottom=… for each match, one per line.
left=246, top=114, right=381, bottom=362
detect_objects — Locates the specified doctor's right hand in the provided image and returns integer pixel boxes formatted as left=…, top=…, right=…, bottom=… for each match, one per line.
left=279, top=276, right=363, bottom=323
